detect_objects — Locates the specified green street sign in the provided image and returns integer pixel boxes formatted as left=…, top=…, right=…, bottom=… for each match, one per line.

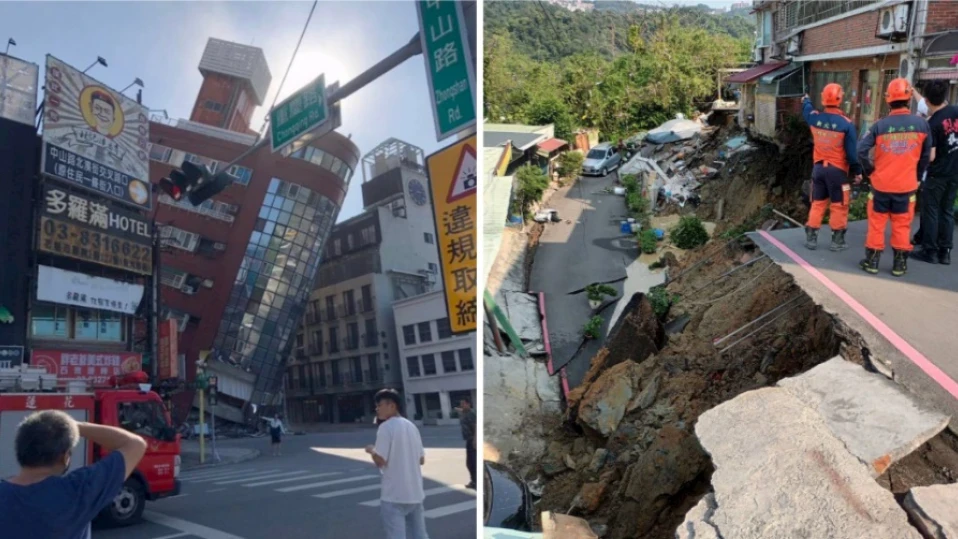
left=416, top=0, right=477, bottom=141
left=270, top=74, right=329, bottom=154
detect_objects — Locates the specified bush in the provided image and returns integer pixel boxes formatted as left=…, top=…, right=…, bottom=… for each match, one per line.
left=626, top=191, right=651, bottom=226
left=647, top=286, right=674, bottom=319
left=848, top=192, right=868, bottom=222
left=582, top=315, right=603, bottom=339
left=557, top=151, right=585, bottom=179
left=586, top=283, right=617, bottom=302
left=515, top=164, right=551, bottom=216
left=671, top=216, right=710, bottom=249
left=639, top=228, right=658, bottom=254
left=621, top=174, right=640, bottom=194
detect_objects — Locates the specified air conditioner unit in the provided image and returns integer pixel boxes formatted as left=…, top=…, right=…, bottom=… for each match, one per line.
left=201, top=279, right=214, bottom=289
left=213, top=242, right=226, bottom=251
left=787, top=35, right=801, bottom=56
left=877, top=4, right=908, bottom=38
left=769, top=43, right=783, bottom=59
left=182, top=285, right=198, bottom=295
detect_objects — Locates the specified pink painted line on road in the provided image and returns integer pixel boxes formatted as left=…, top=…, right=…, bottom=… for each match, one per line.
left=758, top=230, right=958, bottom=401
left=537, top=291, right=570, bottom=398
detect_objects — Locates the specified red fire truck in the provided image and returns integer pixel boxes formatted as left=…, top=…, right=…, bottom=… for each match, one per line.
left=0, top=367, right=181, bottom=527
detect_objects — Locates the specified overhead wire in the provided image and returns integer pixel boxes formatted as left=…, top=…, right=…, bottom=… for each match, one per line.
left=258, top=0, right=319, bottom=137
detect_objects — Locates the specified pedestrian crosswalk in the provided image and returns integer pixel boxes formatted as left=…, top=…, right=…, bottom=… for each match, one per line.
left=178, top=465, right=477, bottom=519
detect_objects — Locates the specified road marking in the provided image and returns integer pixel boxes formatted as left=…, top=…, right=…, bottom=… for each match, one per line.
left=275, top=474, right=379, bottom=493
left=360, top=485, right=474, bottom=507
left=243, top=471, right=341, bottom=487
left=188, top=470, right=282, bottom=483
left=144, top=510, right=247, bottom=539
left=214, top=471, right=306, bottom=485
left=181, top=468, right=277, bottom=482
left=206, top=488, right=227, bottom=493
left=312, top=484, right=381, bottom=498
left=424, top=500, right=477, bottom=519
left=758, top=229, right=958, bottom=400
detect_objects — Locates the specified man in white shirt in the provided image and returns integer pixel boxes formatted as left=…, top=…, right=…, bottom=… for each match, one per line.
left=365, top=389, right=429, bottom=539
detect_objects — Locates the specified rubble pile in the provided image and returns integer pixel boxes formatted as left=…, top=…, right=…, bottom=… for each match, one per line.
left=534, top=242, right=843, bottom=539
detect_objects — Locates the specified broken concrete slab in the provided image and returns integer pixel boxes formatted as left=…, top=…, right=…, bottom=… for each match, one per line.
left=696, top=387, right=922, bottom=539
left=904, top=483, right=958, bottom=539
left=500, top=290, right=545, bottom=346
left=607, top=258, right=666, bottom=337
left=541, top=512, right=599, bottom=539
left=675, top=493, right=721, bottom=539
left=577, top=360, right=641, bottom=436
left=778, top=357, right=950, bottom=477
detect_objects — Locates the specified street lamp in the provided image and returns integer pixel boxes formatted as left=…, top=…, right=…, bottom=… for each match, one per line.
left=4, top=38, right=15, bottom=55
left=120, top=77, right=144, bottom=94
left=82, top=56, right=108, bottom=74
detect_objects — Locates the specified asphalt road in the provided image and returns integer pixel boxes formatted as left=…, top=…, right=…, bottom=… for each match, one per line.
left=529, top=170, right=636, bottom=389
left=753, top=220, right=958, bottom=430
left=93, top=426, right=476, bottom=539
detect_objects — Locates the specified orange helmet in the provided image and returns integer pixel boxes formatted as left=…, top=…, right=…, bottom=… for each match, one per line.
left=821, top=83, right=844, bottom=107
left=885, top=78, right=913, bottom=103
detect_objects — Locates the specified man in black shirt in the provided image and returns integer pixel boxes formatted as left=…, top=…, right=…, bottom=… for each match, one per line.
left=912, top=80, right=958, bottom=265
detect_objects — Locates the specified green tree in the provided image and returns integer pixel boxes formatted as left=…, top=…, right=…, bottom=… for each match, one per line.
left=526, top=97, right=575, bottom=141
left=515, top=165, right=551, bottom=216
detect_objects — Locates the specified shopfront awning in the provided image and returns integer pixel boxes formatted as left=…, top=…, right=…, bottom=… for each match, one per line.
left=760, top=62, right=802, bottom=84
left=726, top=61, right=789, bottom=84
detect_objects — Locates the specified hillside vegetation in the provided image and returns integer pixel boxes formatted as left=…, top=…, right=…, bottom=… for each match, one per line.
left=484, top=1, right=753, bottom=142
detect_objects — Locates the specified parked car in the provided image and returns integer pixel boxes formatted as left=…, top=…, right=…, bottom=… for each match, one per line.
left=581, top=142, right=622, bottom=177
left=484, top=460, right=533, bottom=531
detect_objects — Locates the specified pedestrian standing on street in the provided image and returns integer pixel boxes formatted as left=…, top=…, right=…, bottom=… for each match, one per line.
left=801, top=84, right=862, bottom=252
left=857, top=78, right=933, bottom=277
left=456, top=397, right=477, bottom=490
left=364, top=388, right=429, bottom=539
left=264, top=414, right=286, bottom=456
left=911, top=80, right=958, bottom=265
left=0, top=410, right=147, bottom=539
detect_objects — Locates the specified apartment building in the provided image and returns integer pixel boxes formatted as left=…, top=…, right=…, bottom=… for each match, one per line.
left=735, top=1, right=958, bottom=140
left=393, top=290, right=476, bottom=425
left=285, top=139, right=442, bottom=424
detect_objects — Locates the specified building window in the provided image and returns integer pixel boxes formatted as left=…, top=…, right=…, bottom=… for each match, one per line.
left=31, top=304, right=124, bottom=342
left=424, top=232, right=434, bottom=244
left=333, top=239, right=341, bottom=256
left=347, top=234, right=354, bottom=250
left=368, top=354, right=380, bottom=381
left=326, top=296, right=336, bottom=320
left=161, top=226, right=200, bottom=252
left=31, top=304, right=69, bottom=338
left=428, top=263, right=438, bottom=274
left=436, top=318, right=452, bottom=339
left=810, top=71, right=853, bottom=115
left=406, top=356, right=421, bottom=377
left=160, top=266, right=188, bottom=290
left=328, top=327, right=339, bottom=353
left=311, top=330, right=323, bottom=354
left=346, top=322, right=359, bottom=350
left=364, top=318, right=378, bottom=346
left=421, top=354, right=437, bottom=376
left=225, top=165, right=253, bottom=186
left=441, top=350, right=457, bottom=373
left=296, top=334, right=305, bottom=348
left=343, top=289, right=355, bottom=315
left=204, top=100, right=224, bottom=113
left=417, top=322, right=432, bottom=343
left=148, top=143, right=172, bottom=163
left=402, top=324, right=416, bottom=345
left=360, top=225, right=376, bottom=245
left=361, top=285, right=373, bottom=312
left=458, top=348, right=474, bottom=371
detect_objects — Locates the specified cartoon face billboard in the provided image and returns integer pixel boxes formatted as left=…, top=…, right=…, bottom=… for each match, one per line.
left=40, top=55, right=151, bottom=210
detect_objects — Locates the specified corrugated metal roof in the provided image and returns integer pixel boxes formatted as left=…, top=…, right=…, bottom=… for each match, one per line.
left=726, top=62, right=789, bottom=84
left=537, top=138, right=568, bottom=154
left=760, top=62, right=802, bottom=84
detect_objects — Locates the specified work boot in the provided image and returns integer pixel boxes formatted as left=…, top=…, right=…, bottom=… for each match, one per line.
left=910, top=246, right=938, bottom=264
left=892, top=249, right=909, bottom=277
left=859, top=248, right=881, bottom=274
left=829, top=230, right=847, bottom=252
left=805, top=226, right=819, bottom=250
left=940, top=248, right=952, bottom=265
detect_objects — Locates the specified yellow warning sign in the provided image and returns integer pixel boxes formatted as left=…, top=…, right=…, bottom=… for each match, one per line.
left=426, top=135, right=477, bottom=334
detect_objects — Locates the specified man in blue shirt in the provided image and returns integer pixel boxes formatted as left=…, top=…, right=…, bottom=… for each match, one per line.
left=0, top=410, right=147, bottom=539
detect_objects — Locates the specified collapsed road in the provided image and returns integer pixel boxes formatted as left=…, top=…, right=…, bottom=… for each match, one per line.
left=482, top=123, right=958, bottom=538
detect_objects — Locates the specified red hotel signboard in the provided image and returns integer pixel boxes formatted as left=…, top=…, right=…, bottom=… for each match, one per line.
left=157, top=319, right=179, bottom=380
left=31, top=349, right=142, bottom=387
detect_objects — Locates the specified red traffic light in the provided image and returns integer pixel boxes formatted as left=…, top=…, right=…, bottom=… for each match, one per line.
left=158, top=178, right=182, bottom=201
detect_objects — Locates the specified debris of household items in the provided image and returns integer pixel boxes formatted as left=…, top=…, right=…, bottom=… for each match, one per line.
left=717, top=134, right=753, bottom=160
left=484, top=460, right=534, bottom=532
left=683, top=357, right=952, bottom=539
left=534, top=209, right=561, bottom=223
left=541, top=512, right=600, bottom=539
left=623, top=132, right=648, bottom=156
left=645, top=116, right=704, bottom=145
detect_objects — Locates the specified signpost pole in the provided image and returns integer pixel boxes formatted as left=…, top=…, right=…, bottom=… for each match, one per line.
left=198, top=386, right=205, bottom=465
left=218, top=33, right=423, bottom=171
left=150, top=224, right=160, bottom=382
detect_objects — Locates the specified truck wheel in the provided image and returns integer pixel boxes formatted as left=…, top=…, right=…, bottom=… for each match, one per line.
left=99, top=478, right=146, bottom=527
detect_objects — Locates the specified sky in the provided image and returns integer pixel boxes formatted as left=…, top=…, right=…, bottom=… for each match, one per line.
left=0, top=0, right=452, bottom=221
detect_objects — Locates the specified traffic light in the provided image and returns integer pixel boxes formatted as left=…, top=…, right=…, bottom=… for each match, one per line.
left=157, top=169, right=188, bottom=201
left=186, top=163, right=235, bottom=206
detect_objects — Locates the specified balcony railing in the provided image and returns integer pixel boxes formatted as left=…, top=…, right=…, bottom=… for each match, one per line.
left=359, top=298, right=375, bottom=313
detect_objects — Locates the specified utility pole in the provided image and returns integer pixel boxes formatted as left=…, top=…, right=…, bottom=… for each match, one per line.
left=216, top=33, right=423, bottom=173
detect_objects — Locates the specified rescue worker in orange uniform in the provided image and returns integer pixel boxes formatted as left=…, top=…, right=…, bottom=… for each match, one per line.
left=802, top=83, right=862, bottom=251
left=857, top=78, right=933, bottom=277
